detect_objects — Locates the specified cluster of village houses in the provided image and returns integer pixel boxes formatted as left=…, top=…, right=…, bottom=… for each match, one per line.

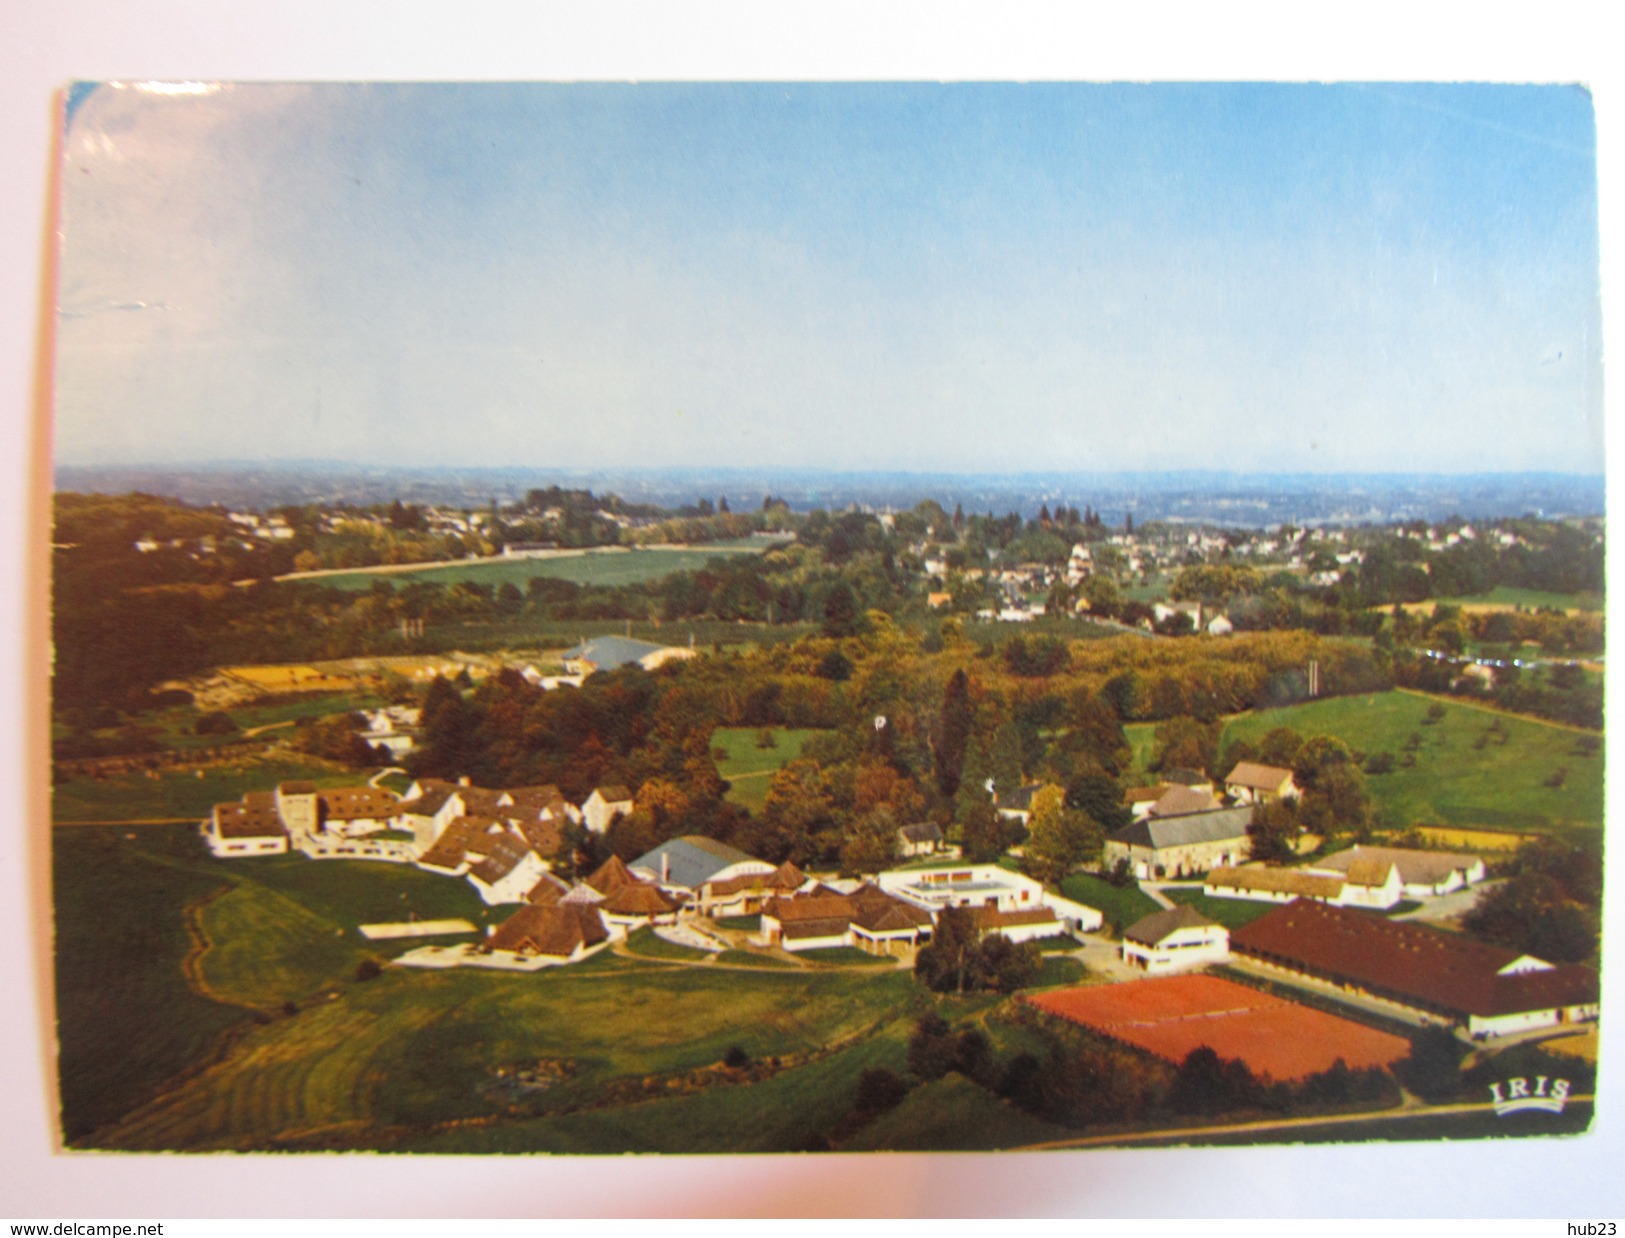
left=201, top=742, right=1599, bottom=1043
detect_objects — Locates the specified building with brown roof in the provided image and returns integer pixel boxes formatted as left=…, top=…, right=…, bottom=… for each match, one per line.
left=1231, top=899, right=1600, bottom=1038
left=1146, top=785, right=1221, bottom=818
left=203, top=791, right=290, bottom=857
left=1103, top=806, right=1254, bottom=880
left=1308, top=845, right=1486, bottom=898
left=318, top=785, right=402, bottom=836
left=1223, top=761, right=1300, bottom=805
left=481, top=903, right=610, bottom=964
left=1205, top=860, right=1404, bottom=910
left=1120, top=905, right=1229, bottom=973
left=597, top=880, right=685, bottom=930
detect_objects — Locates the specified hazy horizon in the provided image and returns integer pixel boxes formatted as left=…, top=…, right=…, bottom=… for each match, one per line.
left=55, top=83, right=1603, bottom=475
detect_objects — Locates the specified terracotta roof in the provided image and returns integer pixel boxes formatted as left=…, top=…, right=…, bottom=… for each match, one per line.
left=483, top=903, right=608, bottom=958
left=585, top=854, right=638, bottom=894
left=1122, top=904, right=1224, bottom=946
left=320, top=786, right=400, bottom=821
left=1147, top=786, right=1220, bottom=817
left=766, top=892, right=857, bottom=923
left=1161, top=768, right=1210, bottom=787
left=277, top=780, right=317, bottom=795
left=213, top=799, right=289, bottom=839
left=1231, top=900, right=1599, bottom=1019
left=593, top=785, right=634, bottom=804
left=1225, top=761, right=1294, bottom=792
left=1207, top=865, right=1345, bottom=900
left=1316, top=845, right=1482, bottom=888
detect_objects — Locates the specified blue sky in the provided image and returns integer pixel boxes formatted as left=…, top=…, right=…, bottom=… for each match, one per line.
left=54, top=82, right=1602, bottom=473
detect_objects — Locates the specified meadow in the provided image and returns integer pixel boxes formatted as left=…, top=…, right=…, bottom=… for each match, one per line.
left=710, top=726, right=831, bottom=814
left=1060, top=873, right=1161, bottom=932
left=1219, top=691, right=1603, bottom=834
left=307, top=544, right=763, bottom=592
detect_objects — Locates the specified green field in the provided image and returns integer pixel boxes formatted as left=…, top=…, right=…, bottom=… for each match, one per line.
left=52, top=826, right=247, bottom=1141
left=82, top=951, right=919, bottom=1151
left=1061, top=873, right=1162, bottom=933
left=308, top=545, right=764, bottom=592
left=1435, top=586, right=1602, bottom=613
left=710, top=726, right=831, bottom=814
left=1221, top=690, right=1603, bottom=833
left=1162, top=887, right=1279, bottom=929
left=624, top=926, right=714, bottom=960
left=52, top=754, right=372, bottom=823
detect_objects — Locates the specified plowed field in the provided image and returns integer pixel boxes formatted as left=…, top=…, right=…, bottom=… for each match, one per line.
left=1028, top=975, right=1408, bottom=1081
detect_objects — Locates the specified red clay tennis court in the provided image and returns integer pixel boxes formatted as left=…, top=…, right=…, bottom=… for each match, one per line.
left=1028, top=974, right=1410, bottom=1081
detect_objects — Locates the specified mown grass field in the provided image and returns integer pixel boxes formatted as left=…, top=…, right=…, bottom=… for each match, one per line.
left=52, top=754, right=370, bottom=823
left=52, top=826, right=247, bottom=1141
left=1162, top=888, right=1279, bottom=930
left=1220, top=690, right=1603, bottom=833
left=83, top=954, right=922, bottom=1152
left=308, top=545, right=764, bottom=592
left=1061, top=873, right=1162, bottom=933
left=711, top=726, right=830, bottom=814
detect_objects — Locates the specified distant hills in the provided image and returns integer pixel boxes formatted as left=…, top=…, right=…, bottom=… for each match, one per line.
left=52, top=463, right=1605, bottom=529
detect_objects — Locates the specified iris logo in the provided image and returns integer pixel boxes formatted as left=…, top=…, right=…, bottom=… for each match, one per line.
left=1488, top=1075, right=1570, bottom=1116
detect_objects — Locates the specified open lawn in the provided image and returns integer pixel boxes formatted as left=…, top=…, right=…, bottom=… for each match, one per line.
left=394, top=1016, right=918, bottom=1154
left=624, top=926, right=713, bottom=960
left=52, top=753, right=373, bottom=823
left=308, top=545, right=763, bottom=593
left=1060, top=873, right=1161, bottom=933
left=52, top=825, right=247, bottom=1142
left=796, top=946, right=896, bottom=967
left=1221, top=690, right=1603, bottom=833
left=84, top=960, right=917, bottom=1151
left=711, top=726, right=830, bottom=814
left=1162, top=888, right=1279, bottom=929
left=843, top=1072, right=1073, bottom=1152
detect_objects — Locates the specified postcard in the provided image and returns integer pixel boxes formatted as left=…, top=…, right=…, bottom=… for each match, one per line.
left=47, top=81, right=1604, bottom=1161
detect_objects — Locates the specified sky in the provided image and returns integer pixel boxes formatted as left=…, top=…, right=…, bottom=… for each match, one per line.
left=53, top=82, right=1603, bottom=475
